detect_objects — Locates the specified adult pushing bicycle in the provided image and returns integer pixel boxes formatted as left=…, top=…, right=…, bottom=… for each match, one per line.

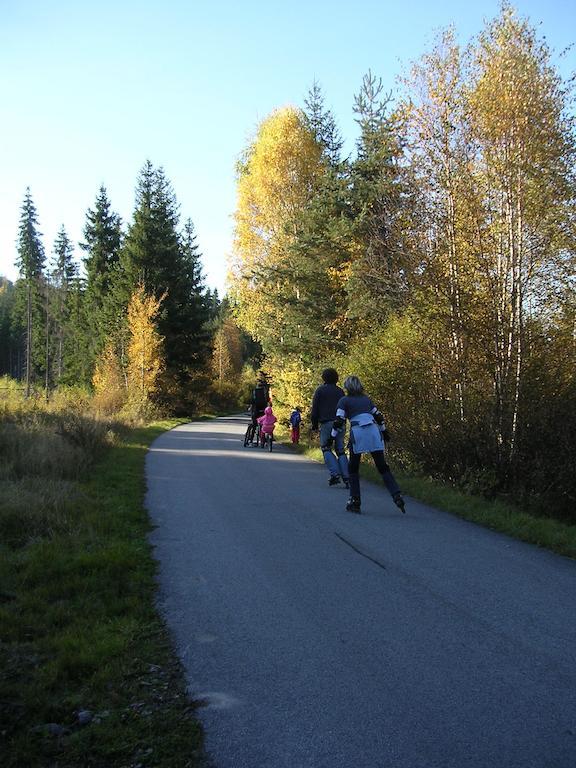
left=243, top=371, right=272, bottom=446
left=244, top=420, right=261, bottom=447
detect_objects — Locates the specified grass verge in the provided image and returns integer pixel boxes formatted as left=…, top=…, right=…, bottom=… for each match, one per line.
left=1, top=419, right=205, bottom=768
left=391, top=468, right=576, bottom=559
left=283, top=429, right=576, bottom=560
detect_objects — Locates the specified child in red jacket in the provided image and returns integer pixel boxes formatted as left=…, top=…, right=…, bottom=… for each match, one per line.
left=289, top=406, right=302, bottom=443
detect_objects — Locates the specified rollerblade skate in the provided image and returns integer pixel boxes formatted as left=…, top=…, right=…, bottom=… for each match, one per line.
left=346, top=496, right=361, bottom=514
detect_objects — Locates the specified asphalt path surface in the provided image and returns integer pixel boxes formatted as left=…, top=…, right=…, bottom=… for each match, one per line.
left=146, top=416, right=576, bottom=768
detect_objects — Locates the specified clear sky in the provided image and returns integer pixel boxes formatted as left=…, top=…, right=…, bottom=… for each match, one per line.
left=1, top=0, right=574, bottom=295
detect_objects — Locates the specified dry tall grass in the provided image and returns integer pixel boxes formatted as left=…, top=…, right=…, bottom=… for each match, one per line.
left=0, top=377, right=122, bottom=548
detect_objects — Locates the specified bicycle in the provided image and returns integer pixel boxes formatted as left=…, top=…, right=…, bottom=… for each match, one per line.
left=243, top=421, right=261, bottom=447
left=260, top=430, right=274, bottom=452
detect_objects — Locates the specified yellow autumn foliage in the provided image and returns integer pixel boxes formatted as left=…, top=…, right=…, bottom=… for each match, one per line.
left=92, top=341, right=126, bottom=415
left=211, top=318, right=243, bottom=392
left=126, top=284, right=165, bottom=404
left=230, top=106, right=325, bottom=343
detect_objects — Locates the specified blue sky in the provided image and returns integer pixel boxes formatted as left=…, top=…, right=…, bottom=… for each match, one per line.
left=1, top=0, right=574, bottom=295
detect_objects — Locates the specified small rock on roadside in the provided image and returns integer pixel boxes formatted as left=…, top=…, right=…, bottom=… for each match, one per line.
left=77, top=709, right=93, bottom=726
left=31, top=723, right=69, bottom=737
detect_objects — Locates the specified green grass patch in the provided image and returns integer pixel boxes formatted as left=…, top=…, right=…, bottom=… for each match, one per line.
left=284, top=428, right=576, bottom=560
left=1, top=418, right=204, bottom=768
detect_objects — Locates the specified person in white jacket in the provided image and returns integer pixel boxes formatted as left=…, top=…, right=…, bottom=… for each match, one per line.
left=332, top=375, right=405, bottom=515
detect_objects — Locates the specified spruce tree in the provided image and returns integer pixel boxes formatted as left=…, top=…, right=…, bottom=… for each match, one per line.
left=52, top=226, right=77, bottom=286
left=16, top=188, right=45, bottom=280
left=61, top=275, right=92, bottom=386
left=282, top=168, right=354, bottom=361
left=117, top=162, right=211, bottom=408
left=179, top=217, right=211, bottom=370
left=303, top=80, right=344, bottom=164
left=204, top=287, right=221, bottom=322
left=15, top=188, right=45, bottom=395
left=81, top=186, right=122, bottom=298
left=80, top=186, right=123, bottom=355
left=118, top=161, right=163, bottom=295
left=349, top=71, right=413, bottom=320
left=49, top=226, right=79, bottom=383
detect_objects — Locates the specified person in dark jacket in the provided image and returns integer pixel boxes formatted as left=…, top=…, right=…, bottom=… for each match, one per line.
left=247, top=373, right=271, bottom=444
left=311, top=368, right=349, bottom=487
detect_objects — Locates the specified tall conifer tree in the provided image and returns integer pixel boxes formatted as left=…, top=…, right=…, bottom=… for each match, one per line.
left=80, top=185, right=123, bottom=357
left=118, top=162, right=211, bottom=407
left=350, top=71, right=413, bottom=319
left=303, top=80, right=344, bottom=164
left=81, top=186, right=122, bottom=299
left=49, top=226, right=78, bottom=383
left=179, top=217, right=211, bottom=370
left=15, top=188, right=45, bottom=395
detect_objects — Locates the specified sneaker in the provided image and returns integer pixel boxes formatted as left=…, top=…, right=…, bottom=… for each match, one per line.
left=329, top=475, right=341, bottom=486
left=346, top=497, right=361, bottom=514
left=393, top=493, right=406, bottom=514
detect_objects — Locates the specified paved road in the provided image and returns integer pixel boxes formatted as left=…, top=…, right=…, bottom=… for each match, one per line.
left=146, top=416, right=576, bottom=768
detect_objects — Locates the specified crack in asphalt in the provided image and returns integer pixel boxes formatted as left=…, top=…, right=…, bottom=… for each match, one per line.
left=334, top=532, right=387, bottom=571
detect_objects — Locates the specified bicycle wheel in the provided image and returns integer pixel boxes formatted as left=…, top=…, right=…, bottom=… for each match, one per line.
left=268, top=433, right=273, bottom=452
left=243, top=424, right=253, bottom=447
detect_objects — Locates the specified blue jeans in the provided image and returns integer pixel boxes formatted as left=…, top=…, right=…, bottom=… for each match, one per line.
left=320, top=421, right=349, bottom=480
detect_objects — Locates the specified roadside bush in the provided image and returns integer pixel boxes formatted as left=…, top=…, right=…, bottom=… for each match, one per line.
left=55, top=411, right=113, bottom=457
left=46, top=385, right=93, bottom=415
left=0, top=376, right=31, bottom=419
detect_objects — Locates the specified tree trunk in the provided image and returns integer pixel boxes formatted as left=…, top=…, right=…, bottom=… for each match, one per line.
left=446, top=178, right=465, bottom=424
left=509, top=183, right=524, bottom=462
left=25, top=280, right=31, bottom=398
left=45, top=302, right=50, bottom=402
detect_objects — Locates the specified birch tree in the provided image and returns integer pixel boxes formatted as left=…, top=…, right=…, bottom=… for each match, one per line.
left=468, top=3, right=576, bottom=465
left=230, top=106, right=325, bottom=352
left=126, top=284, right=165, bottom=408
left=402, top=31, right=474, bottom=425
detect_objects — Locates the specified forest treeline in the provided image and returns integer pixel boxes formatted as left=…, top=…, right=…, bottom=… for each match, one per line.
left=0, top=160, right=259, bottom=417
left=229, top=6, right=576, bottom=523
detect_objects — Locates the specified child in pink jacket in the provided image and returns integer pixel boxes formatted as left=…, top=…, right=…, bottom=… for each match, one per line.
left=257, top=405, right=277, bottom=445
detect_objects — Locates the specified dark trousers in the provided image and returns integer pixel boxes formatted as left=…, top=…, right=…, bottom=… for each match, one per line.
left=348, top=449, right=400, bottom=500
